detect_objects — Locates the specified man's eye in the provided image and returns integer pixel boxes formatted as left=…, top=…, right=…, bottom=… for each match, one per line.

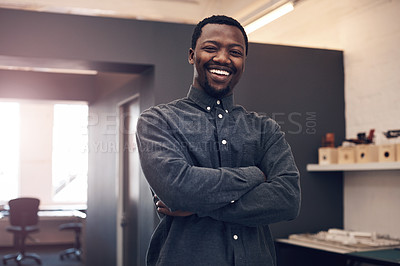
left=203, top=47, right=217, bottom=52
left=231, top=50, right=243, bottom=57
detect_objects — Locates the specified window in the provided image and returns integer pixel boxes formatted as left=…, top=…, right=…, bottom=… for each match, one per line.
left=52, top=104, right=88, bottom=203
left=0, top=102, right=19, bottom=204
left=0, top=101, right=88, bottom=206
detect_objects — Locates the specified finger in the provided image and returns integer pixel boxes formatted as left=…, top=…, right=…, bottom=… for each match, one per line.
left=156, top=200, right=168, bottom=208
left=157, top=206, right=170, bottom=215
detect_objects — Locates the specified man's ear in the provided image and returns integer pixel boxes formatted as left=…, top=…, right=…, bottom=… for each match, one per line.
left=188, top=48, right=195, bottom=65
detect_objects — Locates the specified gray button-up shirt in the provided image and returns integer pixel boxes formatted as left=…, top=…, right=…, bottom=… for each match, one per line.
left=136, top=86, right=300, bottom=266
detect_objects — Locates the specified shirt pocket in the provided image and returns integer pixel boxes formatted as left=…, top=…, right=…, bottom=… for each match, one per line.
left=232, top=138, right=261, bottom=167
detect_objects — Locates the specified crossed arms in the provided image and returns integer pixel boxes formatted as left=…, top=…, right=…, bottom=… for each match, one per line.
left=136, top=108, right=301, bottom=227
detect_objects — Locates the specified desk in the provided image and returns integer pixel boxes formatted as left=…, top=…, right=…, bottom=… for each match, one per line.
left=38, top=210, right=86, bottom=219
left=347, top=249, right=400, bottom=266
left=0, top=209, right=86, bottom=247
left=276, top=238, right=400, bottom=266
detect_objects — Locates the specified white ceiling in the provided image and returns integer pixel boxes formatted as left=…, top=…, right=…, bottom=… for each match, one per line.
left=0, top=0, right=294, bottom=25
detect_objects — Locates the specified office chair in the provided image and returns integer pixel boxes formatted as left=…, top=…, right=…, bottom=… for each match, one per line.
left=59, top=222, right=83, bottom=261
left=2, top=197, right=42, bottom=265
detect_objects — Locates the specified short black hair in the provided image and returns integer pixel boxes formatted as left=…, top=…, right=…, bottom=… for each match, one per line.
left=191, top=15, right=248, bottom=56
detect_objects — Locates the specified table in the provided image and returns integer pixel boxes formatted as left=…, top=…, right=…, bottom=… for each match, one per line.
left=347, top=249, right=400, bottom=266
left=276, top=238, right=400, bottom=266
left=0, top=208, right=86, bottom=246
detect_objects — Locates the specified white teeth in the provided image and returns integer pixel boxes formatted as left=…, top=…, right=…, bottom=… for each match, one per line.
left=210, top=69, right=230, bottom=76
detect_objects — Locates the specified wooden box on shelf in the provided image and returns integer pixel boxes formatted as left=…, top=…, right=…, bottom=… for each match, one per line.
left=338, top=146, right=355, bottom=164
left=318, top=147, right=338, bottom=165
left=378, top=144, right=396, bottom=162
left=355, top=144, right=378, bottom=163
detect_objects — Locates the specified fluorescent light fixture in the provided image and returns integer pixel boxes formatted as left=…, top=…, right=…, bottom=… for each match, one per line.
left=244, top=1, right=294, bottom=34
left=0, top=65, right=98, bottom=75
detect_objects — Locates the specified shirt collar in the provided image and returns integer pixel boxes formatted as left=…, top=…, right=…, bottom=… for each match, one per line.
left=187, top=86, right=234, bottom=112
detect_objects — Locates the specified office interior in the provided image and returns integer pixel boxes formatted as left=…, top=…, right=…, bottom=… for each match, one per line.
left=0, top=0, right=399, bottom=265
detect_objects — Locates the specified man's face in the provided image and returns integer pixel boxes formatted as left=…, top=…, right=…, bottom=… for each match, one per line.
left=189, top=23, right=246, bottom=98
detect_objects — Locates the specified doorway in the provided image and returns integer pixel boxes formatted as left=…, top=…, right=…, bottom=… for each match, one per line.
left=117, top=95, right=141, bottom=266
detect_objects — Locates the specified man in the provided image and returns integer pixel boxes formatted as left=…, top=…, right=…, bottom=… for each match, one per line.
left=136, top=15, right=301, bottom=266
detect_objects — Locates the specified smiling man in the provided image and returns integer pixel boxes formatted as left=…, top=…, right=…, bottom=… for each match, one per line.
left=136, top=15, right=301, bottom=266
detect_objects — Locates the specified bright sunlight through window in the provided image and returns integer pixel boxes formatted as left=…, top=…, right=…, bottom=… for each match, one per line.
left=52, top=104, right=88, bottom=203
left=0, top=102, right=19, bottom=204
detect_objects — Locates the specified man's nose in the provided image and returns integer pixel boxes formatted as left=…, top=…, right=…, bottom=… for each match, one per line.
left=213, top=50, right=231, bottom=64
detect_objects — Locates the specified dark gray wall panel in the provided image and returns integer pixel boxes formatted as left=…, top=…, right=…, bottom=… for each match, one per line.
left=236, top=43, right=345, bottom=237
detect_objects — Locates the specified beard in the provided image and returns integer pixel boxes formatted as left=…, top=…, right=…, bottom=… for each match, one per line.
left=203, top=77, right=232, bottom=99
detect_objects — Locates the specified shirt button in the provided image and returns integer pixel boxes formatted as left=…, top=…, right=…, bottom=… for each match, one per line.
left=225, top=110, right=229, bottom=113
left=230, top=200, right=235, bottom=203
left=221, top=139, right=227, bottom=145
left=218, top=114, right=223, bottom=119
left=217, top=100, right=221, bottom=105
left=206, top=106, right=211, bottom=111
left=233, top=235, right=239, bottom=240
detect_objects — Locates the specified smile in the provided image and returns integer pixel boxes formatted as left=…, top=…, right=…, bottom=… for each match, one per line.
left=209, top=69, right=230, bottom=76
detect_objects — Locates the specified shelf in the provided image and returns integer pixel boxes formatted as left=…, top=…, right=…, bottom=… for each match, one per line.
left=307, top=162, right=400, bottom=172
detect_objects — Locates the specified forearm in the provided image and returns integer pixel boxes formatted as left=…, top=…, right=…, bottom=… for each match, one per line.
left=198, top=171, right=300, bottom=226
left=140, top=155, right=265, bottom=213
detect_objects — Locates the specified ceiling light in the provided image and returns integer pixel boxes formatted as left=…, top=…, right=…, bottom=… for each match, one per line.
left=244, top=1, right=294, bottom=34
left=0, top=65, right=98, bottom=75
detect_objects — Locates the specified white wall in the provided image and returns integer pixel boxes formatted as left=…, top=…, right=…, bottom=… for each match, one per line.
left=249, top=0, right=400, bottom=238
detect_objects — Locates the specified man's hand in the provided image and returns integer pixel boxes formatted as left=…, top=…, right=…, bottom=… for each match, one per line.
left=155, top=198, right=194, bottom=217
